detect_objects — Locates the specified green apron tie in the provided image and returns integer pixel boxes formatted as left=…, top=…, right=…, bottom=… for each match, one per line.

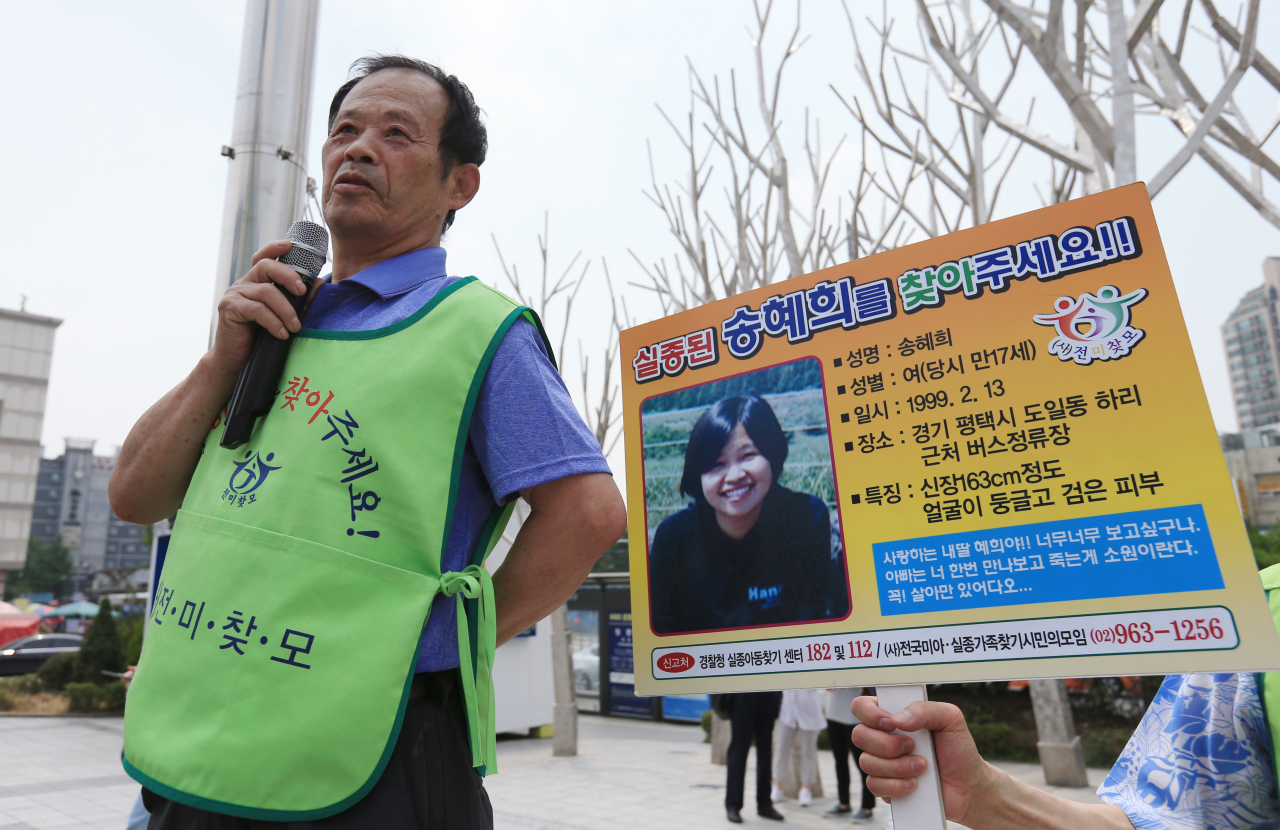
left=441, top=565, right=497, bottom=775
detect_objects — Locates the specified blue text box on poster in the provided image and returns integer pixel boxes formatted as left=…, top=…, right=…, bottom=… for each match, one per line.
left=872, top=504, right=1222, bottom=615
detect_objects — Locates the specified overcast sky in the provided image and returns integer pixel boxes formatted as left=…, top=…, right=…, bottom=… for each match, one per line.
left=3, top=1, right=1278, bottom=481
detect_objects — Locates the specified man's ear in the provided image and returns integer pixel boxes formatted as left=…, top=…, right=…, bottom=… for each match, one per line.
left=448, top=163, right=481, bottom=211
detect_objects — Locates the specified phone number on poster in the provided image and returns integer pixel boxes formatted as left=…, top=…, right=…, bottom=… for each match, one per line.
left=649, top=606, right=1238, bottom=679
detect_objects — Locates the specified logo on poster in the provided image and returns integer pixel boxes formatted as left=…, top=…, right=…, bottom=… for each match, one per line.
left=1033, top=285, right=1147, bottom=365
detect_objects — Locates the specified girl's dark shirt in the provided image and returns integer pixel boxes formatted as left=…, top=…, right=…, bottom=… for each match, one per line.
left=648, top=485, right=848, bottom=635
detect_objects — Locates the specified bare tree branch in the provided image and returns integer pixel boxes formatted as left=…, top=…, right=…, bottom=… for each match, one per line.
left=1148, top=1, right=1261, bottom=194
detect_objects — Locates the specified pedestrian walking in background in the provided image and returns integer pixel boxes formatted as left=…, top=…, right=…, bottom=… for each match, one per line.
left=724, top=691, right=785, bottom=823
left=771, top=689, right=825, bottom=808
left=824, top=687, right=876, bottom=823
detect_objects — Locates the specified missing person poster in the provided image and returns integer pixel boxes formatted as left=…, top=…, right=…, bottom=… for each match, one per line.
left=620, top=183, right=1280, bottom=695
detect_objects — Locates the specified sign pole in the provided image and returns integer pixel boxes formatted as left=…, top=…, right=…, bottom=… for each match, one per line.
left=877, top=685, right=947, bottom=830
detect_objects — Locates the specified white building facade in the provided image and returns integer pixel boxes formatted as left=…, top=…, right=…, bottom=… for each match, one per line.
left=0, top=307, right=61, bottom=595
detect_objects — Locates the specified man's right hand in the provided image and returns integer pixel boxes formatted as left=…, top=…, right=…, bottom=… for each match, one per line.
left=210, top=240, right=314, bottom=373
left=110, top=240, right=320, bottom=526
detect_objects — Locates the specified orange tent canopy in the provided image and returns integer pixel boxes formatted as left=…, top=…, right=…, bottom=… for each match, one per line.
left=0, top=615, right=41, bottom=648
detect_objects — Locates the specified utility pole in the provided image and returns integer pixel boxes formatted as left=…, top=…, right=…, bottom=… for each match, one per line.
left=210, top=0, right=321, bottom=340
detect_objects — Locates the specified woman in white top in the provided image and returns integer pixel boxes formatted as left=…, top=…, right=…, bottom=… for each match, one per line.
left=826, top=687, right=876, bottom=822
left=771, top=688, right=826, bottom=806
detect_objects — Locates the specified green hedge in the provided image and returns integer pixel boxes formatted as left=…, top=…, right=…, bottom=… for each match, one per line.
left=65, top=681, right=126, bottom=714
left=969, top=721, right=1038, bottom=763
left=1083, top=728, right=1132, bottom=768
left=37, top=652, right=78, bottom=691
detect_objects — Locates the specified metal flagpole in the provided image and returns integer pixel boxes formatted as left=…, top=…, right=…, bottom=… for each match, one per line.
left=210, top=0, right=321, bottom=343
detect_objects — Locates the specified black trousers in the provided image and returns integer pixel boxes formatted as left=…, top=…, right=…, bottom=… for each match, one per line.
left=827, top=718, right=875, bottom=810
left=142, top=671, right=491, bottom=830
left=724, top=691, right=781, bottom=812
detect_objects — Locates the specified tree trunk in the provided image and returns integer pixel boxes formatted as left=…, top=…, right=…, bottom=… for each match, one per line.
left=550, top=604, right=578, bottom=756
left=1107, top=0, right=1136, bottom=185
left=1029, top=679, right=1089, bottom=787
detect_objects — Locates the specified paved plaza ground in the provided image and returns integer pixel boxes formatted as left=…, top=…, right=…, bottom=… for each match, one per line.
left=0, top=714, right=1107, bottom=830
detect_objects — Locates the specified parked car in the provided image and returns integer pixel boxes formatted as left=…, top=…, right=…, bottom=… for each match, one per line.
left=572, top=645, right=599, bottom=691
left=0, top=634, right=82, bottom=677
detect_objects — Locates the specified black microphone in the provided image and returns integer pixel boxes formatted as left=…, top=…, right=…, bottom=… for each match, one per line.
left=220, top=220, right=330, bottom=449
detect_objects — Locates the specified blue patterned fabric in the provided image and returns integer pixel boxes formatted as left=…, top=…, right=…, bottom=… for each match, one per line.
left=1097, top=672, right=1280, bottom=829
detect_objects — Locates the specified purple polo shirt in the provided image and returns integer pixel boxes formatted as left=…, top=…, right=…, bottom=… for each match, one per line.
left=305, top=247, right=611, bottom=672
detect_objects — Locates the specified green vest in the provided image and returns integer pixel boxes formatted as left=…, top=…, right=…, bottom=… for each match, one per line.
left=1261, top=563, right=1280, bottom=796
left=123, top=278, right=541, bottom=820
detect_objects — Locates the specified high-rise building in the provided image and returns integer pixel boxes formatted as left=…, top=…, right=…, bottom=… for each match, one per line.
left=31, top=439, right=149, bottom=589
left=1223, top=258, right=1280, bottom=430
left=0, top=306, right=61, bottom=596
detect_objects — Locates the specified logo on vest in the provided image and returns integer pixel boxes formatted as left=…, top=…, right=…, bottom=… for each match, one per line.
left=221, top=451, right=281, bottom=508
left=1033, top=285, right=1147, bottom=365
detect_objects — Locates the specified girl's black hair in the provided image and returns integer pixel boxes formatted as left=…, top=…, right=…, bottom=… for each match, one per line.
left=679, top=395, right=788, bottom=506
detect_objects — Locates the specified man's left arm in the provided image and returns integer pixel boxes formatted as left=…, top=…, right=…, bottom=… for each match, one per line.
left=491, top=472, right=626, bottom=645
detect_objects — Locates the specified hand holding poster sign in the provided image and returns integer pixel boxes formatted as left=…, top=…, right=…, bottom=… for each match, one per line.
left=621, top=185, right=1280, bottom=701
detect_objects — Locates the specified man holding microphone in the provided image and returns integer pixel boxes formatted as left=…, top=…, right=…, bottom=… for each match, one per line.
left=110, top=55, right=625, bottom=829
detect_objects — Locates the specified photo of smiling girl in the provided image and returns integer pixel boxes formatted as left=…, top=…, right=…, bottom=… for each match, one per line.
left=647, top=393, right=848, bottom=635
